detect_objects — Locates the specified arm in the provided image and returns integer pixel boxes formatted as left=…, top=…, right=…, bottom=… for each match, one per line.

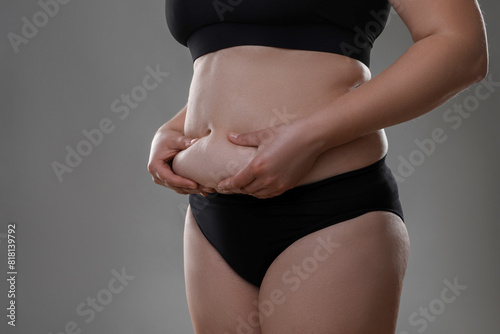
left=299, top=0, right=488, bottom=153
left=217, top=0, right=488, bottom=198
left=157, top=103, right=188, bottom=133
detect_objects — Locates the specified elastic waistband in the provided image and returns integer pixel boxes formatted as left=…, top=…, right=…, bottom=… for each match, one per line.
left=187, top=22, right=372, bottom=66
left=290, top=155, right=387, bottom=192
left=204, top=155, right=388, bottom=202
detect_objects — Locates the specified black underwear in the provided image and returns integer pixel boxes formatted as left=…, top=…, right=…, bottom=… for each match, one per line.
left=188, top=155, right=404, bottom=287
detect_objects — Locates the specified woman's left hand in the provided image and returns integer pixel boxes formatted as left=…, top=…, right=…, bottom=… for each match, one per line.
left=217, top=120, right=325, bottom=199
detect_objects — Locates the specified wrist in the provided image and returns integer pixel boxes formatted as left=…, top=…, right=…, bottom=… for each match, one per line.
left=293, top=115, right=330, bottom=156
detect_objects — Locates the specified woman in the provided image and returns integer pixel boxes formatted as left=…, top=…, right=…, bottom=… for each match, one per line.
left=148, top=0, right=488, bottom=333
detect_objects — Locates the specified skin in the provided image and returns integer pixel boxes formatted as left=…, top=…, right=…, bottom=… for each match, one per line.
left=148, top=0, right=487, bottom=333
left=214, top=0, right=488, bottom=198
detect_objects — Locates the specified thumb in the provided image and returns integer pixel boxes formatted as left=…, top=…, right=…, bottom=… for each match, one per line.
left=178, top=136, right=198, bottom=149
left=227, top=129, right=268, bottom=147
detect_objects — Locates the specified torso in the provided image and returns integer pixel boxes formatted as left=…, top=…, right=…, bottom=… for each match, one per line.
left=172, top=45, right=388, bottom=192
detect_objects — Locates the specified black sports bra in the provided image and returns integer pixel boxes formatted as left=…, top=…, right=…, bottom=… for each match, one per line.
left=165, top=0, right=391, bottom=67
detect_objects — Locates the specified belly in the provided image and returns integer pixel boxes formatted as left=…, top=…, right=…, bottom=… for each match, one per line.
left=172, top=46, right=388, bottom=192
left=172, top=131, right=257, bottom=189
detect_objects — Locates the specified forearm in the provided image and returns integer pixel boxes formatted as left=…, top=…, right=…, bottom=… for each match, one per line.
left=159, top=103, right=188, bottom=134
left=302, top=32, right=488, bottom=153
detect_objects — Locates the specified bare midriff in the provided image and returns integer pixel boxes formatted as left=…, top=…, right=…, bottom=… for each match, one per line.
left=172, top=45, right=388, bottom=192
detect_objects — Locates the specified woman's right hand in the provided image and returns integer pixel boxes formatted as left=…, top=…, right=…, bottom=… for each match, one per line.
left=147, top=126, right=213, bottom=196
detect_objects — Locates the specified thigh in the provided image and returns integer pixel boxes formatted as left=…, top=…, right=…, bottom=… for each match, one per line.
left=258, top=211, right=410, bottom=334
left=184, top=205, right=262, bottom=334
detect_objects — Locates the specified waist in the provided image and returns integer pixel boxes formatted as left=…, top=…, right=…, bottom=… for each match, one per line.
left=174, top=46, right=387, bottom=192
left=185, top=45, right=370, bottom=137
left=172, top=128, right=387, bottom=192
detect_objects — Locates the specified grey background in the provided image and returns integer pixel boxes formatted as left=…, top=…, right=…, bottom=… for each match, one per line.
left=1, top=0, right=498, bottom=333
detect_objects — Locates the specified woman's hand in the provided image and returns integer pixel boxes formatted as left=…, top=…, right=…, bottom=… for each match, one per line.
left=217, top=120, right=325, bottom=199
left=147, top=126, right=215, bottom=196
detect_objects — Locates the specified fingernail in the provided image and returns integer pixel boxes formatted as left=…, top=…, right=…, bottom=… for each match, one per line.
left=188, top=138, right=198, bottom=146
left=228, top=132, right=238, bottom=139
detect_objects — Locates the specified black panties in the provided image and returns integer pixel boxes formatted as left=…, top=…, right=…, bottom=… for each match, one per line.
left=188, top=155, right=404, bottom=287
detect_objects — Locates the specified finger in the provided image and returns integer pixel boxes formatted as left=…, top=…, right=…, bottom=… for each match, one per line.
left=228, top=177, right=261, bottom=195
left=154, top=177, right=202, bottom=195
left=227, top=128, right=271, bottom=147
left=168, top=135, right=199, bottom=151
left=172, top=186, right=203, bottom=195
left=218, top=165, right=256, bottom=190
left=154, top=168, right=198, bottom=190
left=201, top=186, right=216, bottom=193
left=155, top=170, right=210, bottom=196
